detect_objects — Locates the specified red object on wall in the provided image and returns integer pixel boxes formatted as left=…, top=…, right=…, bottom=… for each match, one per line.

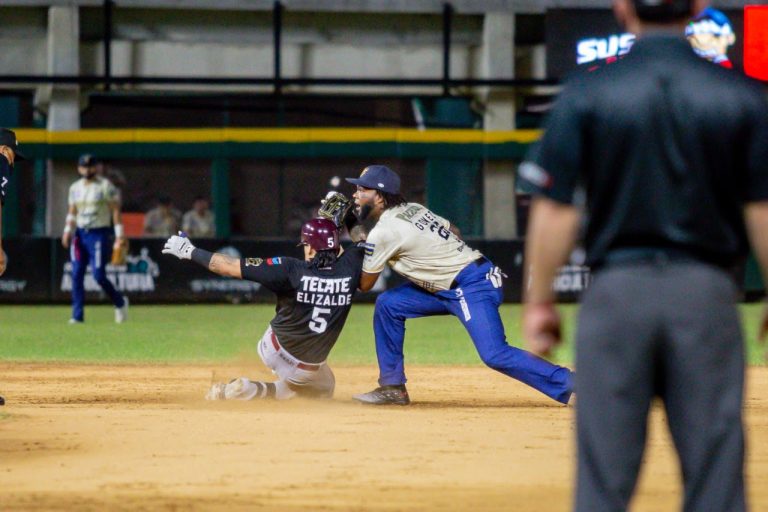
left=122, top=212, right=145, bottom=237
left=744, top=6, right=768, bottom=81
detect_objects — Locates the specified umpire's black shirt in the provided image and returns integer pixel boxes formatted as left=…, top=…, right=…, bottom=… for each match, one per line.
left=0, top=156, right=13, bottom=207
left=521, top=35, right=768, bottom=269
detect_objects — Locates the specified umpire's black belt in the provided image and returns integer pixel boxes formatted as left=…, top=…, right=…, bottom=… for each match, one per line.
left=449, top=256, right=490, bottom=289
left=601, top=247, right=701, bottom=268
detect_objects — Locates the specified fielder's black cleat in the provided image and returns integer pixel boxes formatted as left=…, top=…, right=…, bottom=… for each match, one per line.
left=0, top=395, right=5, bottom=406
left=353, top=385, right=410, bottom=405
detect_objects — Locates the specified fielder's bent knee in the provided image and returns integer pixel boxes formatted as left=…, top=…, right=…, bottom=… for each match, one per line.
left=477, top=347, right=512, bottom=371
left=375, top=291, right=395, bottom=308
left=375, top=290, right=402, bottom=315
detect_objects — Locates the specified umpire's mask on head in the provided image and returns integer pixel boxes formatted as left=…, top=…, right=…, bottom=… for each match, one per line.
left=299, top=218, right=339, bottom=252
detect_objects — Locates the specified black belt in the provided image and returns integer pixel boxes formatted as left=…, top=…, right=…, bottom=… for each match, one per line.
left=449, top=256, right=490, bottom=289
left=601, top=247, right=700, bottom=267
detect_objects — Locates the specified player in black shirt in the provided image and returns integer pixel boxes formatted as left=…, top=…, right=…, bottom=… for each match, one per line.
left=163, top=217, right=365, bottom=401
left=0, top=128, right=26, bottom=279
left=0, top=128, right=26, bottom=407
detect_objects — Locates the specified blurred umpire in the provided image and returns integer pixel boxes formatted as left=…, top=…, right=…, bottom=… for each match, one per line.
left=520, top=0, right=768, bottom=510
left=0, top=128, right=26, bottom=407
left=0, top=128, right=25, bottom=277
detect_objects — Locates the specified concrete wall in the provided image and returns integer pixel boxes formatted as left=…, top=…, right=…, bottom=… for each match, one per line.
left=1, top=3, right=534, bottom=237
left=80, top=10, right=486, bottom=95
left=0, top=8, right=48, bottom=74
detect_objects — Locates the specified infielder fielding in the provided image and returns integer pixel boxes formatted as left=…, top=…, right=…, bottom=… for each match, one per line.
left=62, top=154, right=128, bottom=324
left=163, top=217, right=365, bottom=400
left=345, top=165, right=573, bottom=406
left=521, top=0, right=768, bottom=509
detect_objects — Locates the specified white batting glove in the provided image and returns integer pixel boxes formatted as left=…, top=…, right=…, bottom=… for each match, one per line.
left=162, top=231, right=195, bottom=260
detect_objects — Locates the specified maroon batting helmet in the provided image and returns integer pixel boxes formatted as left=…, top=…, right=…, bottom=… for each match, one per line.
left=299, top=218, right=339, bottom=251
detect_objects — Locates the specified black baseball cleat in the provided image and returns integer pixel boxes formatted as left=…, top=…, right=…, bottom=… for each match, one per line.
left=353, top=385, right=410, bottom=405
left=0, top=395, right=5, bottom=406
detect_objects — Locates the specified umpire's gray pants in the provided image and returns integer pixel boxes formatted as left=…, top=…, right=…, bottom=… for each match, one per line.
left=575, top=260, right=746, bottom=512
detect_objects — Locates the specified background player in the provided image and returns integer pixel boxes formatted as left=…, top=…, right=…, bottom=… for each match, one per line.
left=162, top=217, right=365, bottom=400
left=62, top=154, right=128, bottom=324
left=345, top=165, right=573, bottom=406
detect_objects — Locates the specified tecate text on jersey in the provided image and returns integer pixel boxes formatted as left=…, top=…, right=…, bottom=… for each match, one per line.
left=300, top=276, right=352, bottom=293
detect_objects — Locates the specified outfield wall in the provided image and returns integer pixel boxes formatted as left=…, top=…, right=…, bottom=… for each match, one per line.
left=0, top=237, right=594, bottom=304
left=1, top=237, right=757, bottom=304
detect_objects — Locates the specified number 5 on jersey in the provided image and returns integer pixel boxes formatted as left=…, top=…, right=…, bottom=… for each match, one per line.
left=309, top=306, right=331, bottom=333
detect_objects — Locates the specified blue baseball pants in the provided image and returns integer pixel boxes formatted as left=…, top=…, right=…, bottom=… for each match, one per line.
left=71, top=227, right=125, bottom=321
left=373, top=259, right=573, bottom=404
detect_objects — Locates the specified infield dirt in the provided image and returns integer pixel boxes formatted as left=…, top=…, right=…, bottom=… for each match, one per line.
left=1, top=363, right=767, bottom=511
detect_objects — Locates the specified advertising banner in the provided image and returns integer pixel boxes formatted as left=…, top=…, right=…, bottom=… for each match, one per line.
left=0, top=238, right=54, bottom=302
left=546, top=8, right=747, bottom=79
left=50, top=239, right=279, bottom=304
left=0, top=237, right=594, bottom=304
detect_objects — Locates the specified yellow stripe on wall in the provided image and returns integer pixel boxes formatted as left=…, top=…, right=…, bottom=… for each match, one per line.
left=12, top=127, right=543, bottom=145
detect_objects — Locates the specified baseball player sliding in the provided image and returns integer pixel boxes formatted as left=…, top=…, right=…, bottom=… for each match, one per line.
left=342, top=165, right=573, bottom=405
left=163, top=214, right=365, bottom=401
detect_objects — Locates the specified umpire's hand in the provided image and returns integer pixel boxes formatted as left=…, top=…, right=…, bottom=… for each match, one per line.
left=523, top=302, right=562, bottom=358
left=0, top=247, right=6, bottom=276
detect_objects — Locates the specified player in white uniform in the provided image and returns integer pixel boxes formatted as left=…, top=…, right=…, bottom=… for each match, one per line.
left=346, top=165, right=573, bottom=405
left=62, top=154, right=128, bottom=324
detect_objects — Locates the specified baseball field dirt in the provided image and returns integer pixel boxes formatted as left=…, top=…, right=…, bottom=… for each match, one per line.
left=1, top=363, right=767, bottom=511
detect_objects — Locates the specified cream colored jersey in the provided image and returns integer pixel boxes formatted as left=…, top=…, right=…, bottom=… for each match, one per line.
left=68, top=177, right=119, bottom=229
left=363, top=203, right=482, bottom=292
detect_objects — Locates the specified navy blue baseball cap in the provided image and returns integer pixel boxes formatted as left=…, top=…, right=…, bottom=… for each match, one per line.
left=0, top=128, right=26, bottom=161
left=345, top=165, right=401, bottom=194
left=78, top=154, right=98, bottom=167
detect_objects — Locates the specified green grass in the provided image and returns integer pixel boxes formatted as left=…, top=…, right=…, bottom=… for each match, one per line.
left=0, top=304, right=765, bottom=365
